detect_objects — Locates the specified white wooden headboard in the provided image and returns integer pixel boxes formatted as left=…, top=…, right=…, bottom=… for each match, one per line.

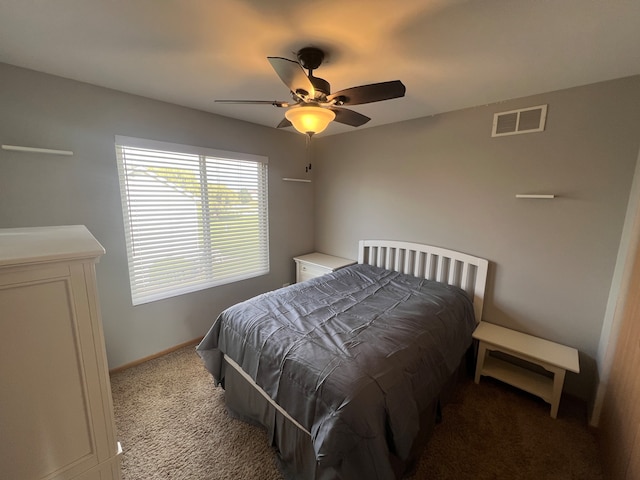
left=358, top=240, right=489, bottom=322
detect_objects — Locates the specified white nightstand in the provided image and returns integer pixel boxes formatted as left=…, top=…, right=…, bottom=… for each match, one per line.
left=293, top=252, right=356, bottom=283
left=472, top=321, right=580, bottom=418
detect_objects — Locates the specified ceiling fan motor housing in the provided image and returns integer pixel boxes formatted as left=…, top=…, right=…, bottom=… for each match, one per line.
left=297, top=47, right=325, bottom=71
left=310, top=75, right=331, bottom=99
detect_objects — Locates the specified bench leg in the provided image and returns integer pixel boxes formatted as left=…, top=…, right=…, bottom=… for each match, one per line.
left=475, top=342, right=488, bottom=384
left=549, top=367, right=566, bottom=419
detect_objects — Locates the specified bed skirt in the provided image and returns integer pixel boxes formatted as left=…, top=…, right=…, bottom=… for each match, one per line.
left=220, top=349, right=472, bottom=480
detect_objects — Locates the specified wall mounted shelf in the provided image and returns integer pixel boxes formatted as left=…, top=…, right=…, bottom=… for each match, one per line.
left=515, top=194, right=556, bottom=199
left=282, top=178, right=311, bottom=183
left=2, top=144, right=74, bottom=156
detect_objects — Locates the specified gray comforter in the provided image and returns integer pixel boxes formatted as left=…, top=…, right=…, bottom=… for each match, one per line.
left=197, top=264, right=476, bottom=479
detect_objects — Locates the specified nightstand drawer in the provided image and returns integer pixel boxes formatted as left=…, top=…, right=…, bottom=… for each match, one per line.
left=298, top=263, right=331, bottom=282
left=294, top=252, right=356, bottom=283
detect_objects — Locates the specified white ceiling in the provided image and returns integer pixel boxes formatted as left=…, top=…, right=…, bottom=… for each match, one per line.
left=1, top=0, right=639, bottom=136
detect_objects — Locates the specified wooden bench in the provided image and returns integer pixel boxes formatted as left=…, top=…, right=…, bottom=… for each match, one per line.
left=472, top=321, right=580, bottom=418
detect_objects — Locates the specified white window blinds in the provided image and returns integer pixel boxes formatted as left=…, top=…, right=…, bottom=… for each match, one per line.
left=115, top=136, right=269, bottom=305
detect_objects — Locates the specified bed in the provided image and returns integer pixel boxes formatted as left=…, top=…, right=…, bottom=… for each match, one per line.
left=197, top=240, right=488, bottom=480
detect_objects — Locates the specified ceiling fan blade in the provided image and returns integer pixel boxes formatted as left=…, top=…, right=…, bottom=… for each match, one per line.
left=328, top=80, right=406, bottom=106
left=276, top=117, right=292, bottom=129
left=267, top=57, right=315, bottom=98
left=215, top=100, right=290, bottom=107
left=330, top=107, right=371, bottom=127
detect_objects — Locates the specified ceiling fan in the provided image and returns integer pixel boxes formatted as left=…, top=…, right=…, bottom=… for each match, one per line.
left=216, top=47, right=406, bottom=136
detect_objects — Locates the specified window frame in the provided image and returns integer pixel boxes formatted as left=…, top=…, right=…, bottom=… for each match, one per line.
left=115, top=135, right=269, bottom=305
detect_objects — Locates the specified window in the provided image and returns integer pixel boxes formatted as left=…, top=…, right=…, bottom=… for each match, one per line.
left=115, top=136, right=269, bottom=305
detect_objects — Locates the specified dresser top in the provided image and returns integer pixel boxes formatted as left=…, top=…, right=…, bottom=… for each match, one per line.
left=0, top=225, right=105, bottom=267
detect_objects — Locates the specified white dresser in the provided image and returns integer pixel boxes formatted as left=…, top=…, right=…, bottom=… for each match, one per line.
left=0, top=225, right=122, bottom=480
left=293, top=252, right=356, bottom=283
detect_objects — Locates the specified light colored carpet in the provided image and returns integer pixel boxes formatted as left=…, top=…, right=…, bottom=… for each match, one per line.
left=110, top=346, right=603, bottom=480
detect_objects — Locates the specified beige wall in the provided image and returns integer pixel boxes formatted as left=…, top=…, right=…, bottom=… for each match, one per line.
left=313, top=75, right=640, bottom=399
left=0, top=63, right=314, bottom=369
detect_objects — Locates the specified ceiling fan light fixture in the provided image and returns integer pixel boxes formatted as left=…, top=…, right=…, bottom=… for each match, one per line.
left=221, top=48, right=405, bottom=133
left=285, top=105, right=336, bottom=136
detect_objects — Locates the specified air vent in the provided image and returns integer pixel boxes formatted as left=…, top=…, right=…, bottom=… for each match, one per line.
left=492, top=104, right=547, bottom=137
